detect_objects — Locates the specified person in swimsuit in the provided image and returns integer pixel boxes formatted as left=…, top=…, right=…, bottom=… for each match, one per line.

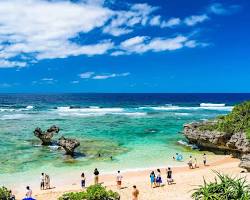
left=150, top=171, right=156, bottom=188
left=132, top=185, right=139, bottom=200
left=166, top=167, right=173, bottom=184
left=94, top=168, right=99, bottom=184
left=81, top=172, right=86, bottom=188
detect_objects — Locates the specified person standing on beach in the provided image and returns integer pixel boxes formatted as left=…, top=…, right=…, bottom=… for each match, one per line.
left=132, top=185, right=139, bottom=200
left=45, top=174, right=50, bottom=189
left=156, top=169, right=162, bottom=187
left=94, top=168, right=99, bottom=184
left=203, top=153, right=207, bottom=166
left=188, top=156, right=193, bottom=169
left=150, top=171, right=156, bottom=188
left=40, top=173, right=45, bottom=190
left=116, top=170, right=123, bottom=189
left=81, top=172, right=86, bottom=188
left=166, top=167, right=173, bottom=185
left=25, top=186, right=32, bottom=198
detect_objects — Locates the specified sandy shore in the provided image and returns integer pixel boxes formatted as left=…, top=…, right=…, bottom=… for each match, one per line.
left=12, top=155, right=249, bottom=200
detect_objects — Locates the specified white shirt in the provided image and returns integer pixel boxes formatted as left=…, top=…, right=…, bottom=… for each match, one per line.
left=116, top=174, right=123, bottom=181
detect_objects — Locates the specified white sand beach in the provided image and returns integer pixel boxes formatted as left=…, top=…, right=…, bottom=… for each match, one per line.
left=12, top=155, right=249, bottom=200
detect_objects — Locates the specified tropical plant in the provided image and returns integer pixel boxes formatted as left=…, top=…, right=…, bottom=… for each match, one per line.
left=0, top=186, right=11, bottom=200
left=192, top=171, right=250, bottom=200
left=58, top=184, right=120, bottom=200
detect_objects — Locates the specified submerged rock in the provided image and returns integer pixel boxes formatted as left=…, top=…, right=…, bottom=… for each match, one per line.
left=34, top=125, right=60, bottom=145
left=58, top=136, right=80, bottom=156
left=239, top=154, right=250, bottom=172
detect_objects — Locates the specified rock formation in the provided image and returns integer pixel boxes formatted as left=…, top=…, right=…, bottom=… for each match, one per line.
left=183, top=121, right=250, bottom=171
left=58, top=136, right=80, bottom=156
left=34, top=125, right=60, bottom=145
left=239, top=154, right=250, bottom=172
left=183, top=122, right=250, bottom=154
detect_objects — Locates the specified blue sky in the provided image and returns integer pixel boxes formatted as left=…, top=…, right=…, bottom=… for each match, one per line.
left=0, top=0, right=249, bottom=93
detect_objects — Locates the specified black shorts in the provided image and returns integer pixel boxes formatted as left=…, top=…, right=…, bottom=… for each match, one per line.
left=41, top=181, right=45, bottom=188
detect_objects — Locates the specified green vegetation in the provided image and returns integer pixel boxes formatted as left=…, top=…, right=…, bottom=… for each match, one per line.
left=0, top=186, right=11, bottom=200
left=199, top=101, right=250, bottom=139
left=58, top=184, right=120, bottom=200
left=192, top=171, right=250, bottom=200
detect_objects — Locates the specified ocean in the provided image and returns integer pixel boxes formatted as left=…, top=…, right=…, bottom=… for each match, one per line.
left=0, top=93, right=250, bottom=185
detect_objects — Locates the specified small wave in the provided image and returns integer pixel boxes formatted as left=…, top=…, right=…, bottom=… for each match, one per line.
left=175, top=113, right=191, bottom=116
left=26, top=105, right=34, bottom=110
left=177, top=140, right=198, bottom=149
left=56, top=106, right=124, bottom=113
left=139, top=105, right=233, bottom=111
left=0, top=114, right=30, bottom=120
left=200, top=103, right=225, bottom=107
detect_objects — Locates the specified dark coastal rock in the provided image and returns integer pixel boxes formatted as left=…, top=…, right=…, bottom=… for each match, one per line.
left=183, top=122, right=250, bottom=155
left=239, top=154, right=250, bottom=172
left=34, top=125, right=60, bottom=145
left=58, top=136, right=80, bottom=156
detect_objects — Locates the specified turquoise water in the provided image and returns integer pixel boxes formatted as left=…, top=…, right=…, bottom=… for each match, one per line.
left=0, top=93, right=242, bottom=179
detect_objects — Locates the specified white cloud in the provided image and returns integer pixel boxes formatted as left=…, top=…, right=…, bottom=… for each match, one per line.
left=0, top=83, right=12, bottom=88
left=184, top=14, right=209, bottom=26
left=92, top=72, right=130, bottom=79
left=0, top=0, right=113, bottom=68
left=79, top=72, right=95, bottom=79
left=149, top=16, right=161, bottom=26
left=208, top=3, right=241, bottom=15
left=42, top=78, right=54, bottom=81
left=117, top=35, right=191, bottom=55
left=71, top=80, right=79, bottom=84
left=161, top=18, right=181, bottom=28
left=103, top=3, right=157, bottom=36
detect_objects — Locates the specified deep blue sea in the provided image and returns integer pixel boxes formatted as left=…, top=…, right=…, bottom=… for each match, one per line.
left=0, top=93, right=250, bottom=187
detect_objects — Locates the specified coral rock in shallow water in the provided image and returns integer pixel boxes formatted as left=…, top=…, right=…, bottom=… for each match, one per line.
left=34, top=125, right=60, bottom=145
left=239, top=154, right=250, bottom=172
left=58, top=136, right=80, bottom=155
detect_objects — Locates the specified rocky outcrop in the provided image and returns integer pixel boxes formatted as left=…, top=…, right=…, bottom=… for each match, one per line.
left=34, top=125, right=60, bottom=145
left=183, top=122, right=250, bottom=155
left=58, top=136, right=80, bottom=155
left=239, top=154, right=250, bottom=172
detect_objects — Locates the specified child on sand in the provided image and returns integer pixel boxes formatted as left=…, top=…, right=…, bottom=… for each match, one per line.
left=116, top=170, right=123, bottom=189
left=25, top=186, right=32, bottom=198
left=132, top=185, right=139, bottom=200
left=150, top=171, right=156, bottom=188
left=81, top=172, right=86, bottom=188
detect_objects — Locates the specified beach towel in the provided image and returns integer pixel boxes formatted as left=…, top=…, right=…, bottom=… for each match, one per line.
left=23, top=198, right=36, bottom=200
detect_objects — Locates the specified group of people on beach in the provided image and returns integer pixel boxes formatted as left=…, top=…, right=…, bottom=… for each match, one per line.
left=187, top=153, right=207, bottom=169
left=150, top=167, right=174, bottom=188
left=40, top=173, right=50, bottom=190
left=80, top=168, right=139, bottom=200
left=18, top=154, right=207, bottom=200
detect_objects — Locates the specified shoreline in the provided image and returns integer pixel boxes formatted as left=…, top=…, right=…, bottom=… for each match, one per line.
left=12, top=155, right=248, bottom=200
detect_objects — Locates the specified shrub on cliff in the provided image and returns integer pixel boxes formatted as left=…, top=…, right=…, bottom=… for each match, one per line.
left=192, top=172, right=250, bottom=200
left=0, top=186, right=11, bottom=200
left=58, top=184, right=120, bottom=200
left=199, top=101, right=250, bottom=138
